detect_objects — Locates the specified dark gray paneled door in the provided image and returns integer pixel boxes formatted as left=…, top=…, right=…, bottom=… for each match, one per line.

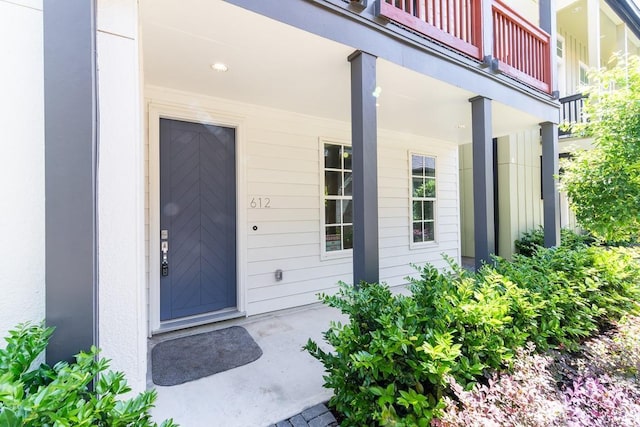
left=160, top=118, right=236, bottom=321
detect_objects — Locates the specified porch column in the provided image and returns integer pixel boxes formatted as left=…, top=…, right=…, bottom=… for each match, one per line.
left=539, top=0, right=557, bottom=94
left=541, top=122, right=561, bottom=247
left=349, top=50, right=379, bottom=285
left=587, top=0, right=601, bottom=68
left=44, top=0, right=98, bottom=363
left=470, top=96, right=494, bottom=270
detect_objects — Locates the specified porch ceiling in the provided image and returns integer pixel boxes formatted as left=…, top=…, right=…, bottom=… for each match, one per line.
left=141, top=0, right=543, bottom=144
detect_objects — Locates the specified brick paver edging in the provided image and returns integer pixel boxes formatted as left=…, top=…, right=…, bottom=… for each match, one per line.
left=268, top=403, right=338, bottom=427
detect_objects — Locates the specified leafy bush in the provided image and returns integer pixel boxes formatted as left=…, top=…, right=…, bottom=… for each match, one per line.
left=515, top=227, right=594, bottom=257
left=0, top=322, right=176, bottom=427
left=306, top=247, right=640, bottom=426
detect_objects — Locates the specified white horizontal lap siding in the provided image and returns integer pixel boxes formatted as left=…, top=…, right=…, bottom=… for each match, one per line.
left=377, top=132, right=460, bottom=286
left=146, top=87, right=460, bottom=317
left=244, top=111, right=352, bottom=315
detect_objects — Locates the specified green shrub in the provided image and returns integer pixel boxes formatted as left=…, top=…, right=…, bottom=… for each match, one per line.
left=306, top=247, right=640, bottom=426
left=515, top=227, right=594, bottom=257
left=0, top=322, right=176, bottom=427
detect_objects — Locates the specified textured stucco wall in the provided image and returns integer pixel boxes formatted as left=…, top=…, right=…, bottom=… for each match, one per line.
left=0, top=0, right=45, bottom=341
left=97, top=0, right=147, bottom=393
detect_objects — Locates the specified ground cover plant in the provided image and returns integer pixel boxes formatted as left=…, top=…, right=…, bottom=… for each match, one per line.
left=305, top=245, right=640, bottom=426
left=0, top=323, right=176, bottom=427
left=435, top=315, right=640, bottom=426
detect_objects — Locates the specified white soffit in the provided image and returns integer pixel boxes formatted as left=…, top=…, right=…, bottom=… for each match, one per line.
left=141, top=0, right=542, bottom=144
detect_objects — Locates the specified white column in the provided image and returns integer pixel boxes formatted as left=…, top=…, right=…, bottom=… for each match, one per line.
left=587, top=0, right=601, bottom=68
left=97, top=0, right=147, bottom=393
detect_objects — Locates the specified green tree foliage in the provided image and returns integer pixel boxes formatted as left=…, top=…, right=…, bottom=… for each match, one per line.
left=561, top=55, right=640, bottom=242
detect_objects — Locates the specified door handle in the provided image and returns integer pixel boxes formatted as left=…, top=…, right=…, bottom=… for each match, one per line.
left=161, top=241, right=169, bottom=276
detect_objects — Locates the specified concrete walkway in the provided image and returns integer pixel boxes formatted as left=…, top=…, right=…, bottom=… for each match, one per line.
left=149, top=304, right=346, bottom=427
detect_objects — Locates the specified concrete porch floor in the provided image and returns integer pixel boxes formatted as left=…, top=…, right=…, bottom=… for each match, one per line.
left=149, top=303, right=347, bottom=427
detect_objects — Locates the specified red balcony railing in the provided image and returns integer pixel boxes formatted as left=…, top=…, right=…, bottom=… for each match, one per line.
left=492, top=0, right=551, bottom=93
left=378, top=0, right=483, bottom=59
left=377, top=0, right=552, bottom=94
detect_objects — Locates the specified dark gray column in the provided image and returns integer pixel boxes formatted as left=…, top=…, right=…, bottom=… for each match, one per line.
left=44, top=0, right=98, bottom=363
left=541, top=122, right=561, bottom=247
left=539, top=0, right=558, bottom=95
left=349, top=50, right=379, bottom=285
left=470, top=96, right=495, bottom=270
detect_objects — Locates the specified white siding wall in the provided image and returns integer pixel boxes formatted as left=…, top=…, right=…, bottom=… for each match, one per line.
left=498, top=129, right=544, bottom=259
left=459, top=128, right=543, bottom=260
left=458, top=144, right=474, bottom=258
left=501, top=0, right=540, bottom=26
left=146, top=87, right=460, bottom=319
left=97, top=0, right=147, bottom=393
left=558, top=26, right=588, bottom=95
left=0, top=0, right=45, bottom=340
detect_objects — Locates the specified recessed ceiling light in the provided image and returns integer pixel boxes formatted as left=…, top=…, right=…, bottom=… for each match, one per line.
left=211, top=63, right=228, bottom=72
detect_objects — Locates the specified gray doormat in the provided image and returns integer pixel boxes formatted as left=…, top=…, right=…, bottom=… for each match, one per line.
left=151, top=326, right=262, bottom=386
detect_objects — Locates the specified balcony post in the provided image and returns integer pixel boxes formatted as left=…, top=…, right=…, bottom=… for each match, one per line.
left=541, top=121, right=560, bottom=247
left=349, top=50, right=379, bottom=285
left=470, top=96, right=495, bottom=270
left=481, top=0, right=493, bottom=61
left=539, top=0, right=557, bottom=95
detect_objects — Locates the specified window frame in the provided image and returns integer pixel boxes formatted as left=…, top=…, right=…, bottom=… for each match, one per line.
left=579, top=61, right=589, bottom=87
left=319, top=138, right=353, bottom=260
left=408, top=152, right=438, bottom=248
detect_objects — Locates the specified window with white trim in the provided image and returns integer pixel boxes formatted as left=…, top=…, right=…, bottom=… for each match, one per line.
left=323, top=142, right=353, bottom=253
left=579, top=62, right=589, bottom=86
left=410, top=154, right=436, bottom=243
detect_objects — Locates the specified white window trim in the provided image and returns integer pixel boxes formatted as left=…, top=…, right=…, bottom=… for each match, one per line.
left=319, top=137, right=353, bottom=260
left=557, top=34, right=565, bottom=60
left=409, top=151, right=438, bottom=249
left=579, top=61, right=589, bottom=87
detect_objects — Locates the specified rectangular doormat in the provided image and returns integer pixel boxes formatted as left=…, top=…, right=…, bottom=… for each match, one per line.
left=151, top=326, right=263, bottom=386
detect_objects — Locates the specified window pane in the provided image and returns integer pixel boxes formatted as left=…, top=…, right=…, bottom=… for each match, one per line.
left=343, top=172, right=352, bottom=196
left=343, top=225, right=353, bottom=249
left=343, top=146, right=352, bottom=170
left=342, top=200, right=353, bottom=224
left=424, top=201, right=434, bottom=220
left=325, top=144, right=341, bottom=169
left=411, top=155, right=424, bottom=176
left=325, top=171, right=341, bottom=195
left=424, top=222, right=435, bottom=241
left=413, top=201, right=423, bottom=221
left=326, top=226, right=342, bottom=252
left=325, top=199, right=339, bottom=225
left=424, top=157, right=436, bottom=177
left=412, top=178, right=425, bottom=197
left=413, top=222, right=423, bottom=243
left=424, top=178, right=436, bottom=198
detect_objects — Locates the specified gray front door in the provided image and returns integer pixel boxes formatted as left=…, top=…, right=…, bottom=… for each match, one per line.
left=160, top=118, right=237, bottom=321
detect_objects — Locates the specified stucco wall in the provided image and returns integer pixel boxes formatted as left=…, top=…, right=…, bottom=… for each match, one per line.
left=97, top=0, right=147, bottom=393
left=0, top=0, right=45, bottom=341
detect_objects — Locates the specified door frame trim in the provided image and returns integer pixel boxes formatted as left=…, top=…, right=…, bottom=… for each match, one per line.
left=148, top=101, right=247, bottom=335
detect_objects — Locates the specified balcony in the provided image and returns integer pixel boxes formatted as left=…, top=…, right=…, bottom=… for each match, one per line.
left=377, top=0, right=552, bottom=94
left=559, top=93, right=587, bottom=137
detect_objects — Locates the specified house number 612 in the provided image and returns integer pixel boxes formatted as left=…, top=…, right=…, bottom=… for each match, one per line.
left=250, top=197, right=271, bottom=208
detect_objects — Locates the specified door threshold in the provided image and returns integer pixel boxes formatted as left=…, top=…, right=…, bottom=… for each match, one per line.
left=153, top=309, right=246, bottom=335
